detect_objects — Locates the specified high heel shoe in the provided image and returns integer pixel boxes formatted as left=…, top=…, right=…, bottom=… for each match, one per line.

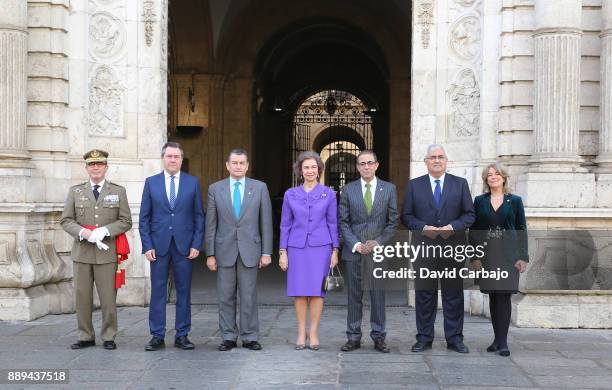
left=295, top=343, right=306, bottom=350
left=486, top=343, right=499, bottom=352
left=308, top=344, right=320, bottom=351
left=498, top=347, right=510, bottom=357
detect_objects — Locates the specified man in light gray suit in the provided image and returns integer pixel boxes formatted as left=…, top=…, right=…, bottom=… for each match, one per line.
left=205, top=148, right=273, bottom=351
left=338, top=150, right=398, bottom=353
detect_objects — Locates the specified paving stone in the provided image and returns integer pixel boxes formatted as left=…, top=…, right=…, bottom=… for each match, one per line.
left=1, top=305, right=611, bottom=389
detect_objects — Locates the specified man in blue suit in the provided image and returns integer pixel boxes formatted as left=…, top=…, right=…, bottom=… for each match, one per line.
left=139, top=142, right=205, bottom=351
left=401, top=144, right=475, bottom=354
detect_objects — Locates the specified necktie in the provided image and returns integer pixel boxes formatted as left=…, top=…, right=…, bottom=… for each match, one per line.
left=434, top=179, right=441, bottom=208
left=233, top=182, right=241, bottom=219
left=93, top=184, right=100, bottom=200
left=169, top=175, right=176, bottom=209
left=364, top=183, right=372, bottom=216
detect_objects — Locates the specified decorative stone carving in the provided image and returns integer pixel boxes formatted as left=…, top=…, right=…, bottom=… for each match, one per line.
left=448, top=69, right=480, bottom=137
left=26, top=240, right=44, bottom=265
left=88, top=66, right=124, bottom=137
left=0, top=241, right=10, bottom=265
left=454, top=0, right=476, bottom=6
left=143, top=1, right=156, bottom=47
left=89, top=12, right=125, bottom=59
left=160, top=0, right=168, bottom=58
left=449, top=15, right=481, bottom=60
left=417, top=0, right=434, bottom=49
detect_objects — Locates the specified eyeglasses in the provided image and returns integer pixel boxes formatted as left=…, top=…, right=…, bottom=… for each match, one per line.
left=357, top=161, right=378, bottom=167
left=87, top=162, right=107, bottom=167
left=426, top=155, right=447, bottom=161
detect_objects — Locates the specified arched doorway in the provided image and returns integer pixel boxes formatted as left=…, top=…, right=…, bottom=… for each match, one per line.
left=167, top=0, right=411, bottom=304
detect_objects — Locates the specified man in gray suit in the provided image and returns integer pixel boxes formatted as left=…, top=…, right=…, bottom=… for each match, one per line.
left=205, top=148, right=273, bottom=351
left=338, top=150, right=398, bottom=353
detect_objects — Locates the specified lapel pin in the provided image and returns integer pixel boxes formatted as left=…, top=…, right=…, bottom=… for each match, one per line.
left=322, top=193, right=327, bottom=198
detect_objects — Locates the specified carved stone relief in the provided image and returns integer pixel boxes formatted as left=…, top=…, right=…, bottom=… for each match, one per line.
left=88, top=66, right=124, bottom=137
left=143, top=1, right=156, bottom=47
left=0, top=241, right=10, bottom=265
left=417, top=0, right=434, bottom=49
left=448, top=69, right=480, bottom=137
left=26, top=239, right=44, bottom=265
left=454, top=0, right=476, bottom=6
left=449, top=15, right=481, bottom=60
left=89, top=12, right=126, bottom=60
left=160, top=0, right=167, bottom=57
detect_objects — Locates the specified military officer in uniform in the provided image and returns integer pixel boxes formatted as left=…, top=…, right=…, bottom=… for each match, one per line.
left=60, top=149, right=132, bottom=350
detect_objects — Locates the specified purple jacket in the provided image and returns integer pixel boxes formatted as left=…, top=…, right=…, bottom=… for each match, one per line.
left=280, top=184, right=340, bottom=249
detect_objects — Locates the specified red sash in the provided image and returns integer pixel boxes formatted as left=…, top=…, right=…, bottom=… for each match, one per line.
left=83, top=225, right=130, bottom=289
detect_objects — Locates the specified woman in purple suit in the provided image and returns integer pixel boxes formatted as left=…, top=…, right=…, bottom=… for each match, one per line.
left=279, top=151, right=340, bottom=351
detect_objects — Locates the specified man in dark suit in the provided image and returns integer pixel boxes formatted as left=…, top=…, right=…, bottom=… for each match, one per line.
left=139, top=142, right=205, bottom=351
left=401, top=144, right=475, bottom=353
left=339, top=150, right=398, bottom=353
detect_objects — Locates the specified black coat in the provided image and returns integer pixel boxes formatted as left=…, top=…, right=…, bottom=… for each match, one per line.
left=470, top=193, right=529, bottom=264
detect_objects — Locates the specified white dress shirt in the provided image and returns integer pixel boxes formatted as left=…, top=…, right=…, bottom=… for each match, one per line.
left=229, top=176, right=246, bottom=204
left=164, top=170, right=181, bottom=203
left=428, top=173, right=445, bottom=194
left=360, top=177, right=377, bottom=204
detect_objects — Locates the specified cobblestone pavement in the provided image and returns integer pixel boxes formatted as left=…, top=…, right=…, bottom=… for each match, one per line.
left=1, top=305, right=612, bottom=389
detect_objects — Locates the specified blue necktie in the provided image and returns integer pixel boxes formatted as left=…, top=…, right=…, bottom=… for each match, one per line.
left=169, top=175, right=176, bottom=209
left=233, top=182, right=241, bottom=219
left=434, top=179, right=441, bottom=208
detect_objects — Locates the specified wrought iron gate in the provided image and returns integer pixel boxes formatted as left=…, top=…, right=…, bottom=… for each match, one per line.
left=291, top=90, right=373, bottom=191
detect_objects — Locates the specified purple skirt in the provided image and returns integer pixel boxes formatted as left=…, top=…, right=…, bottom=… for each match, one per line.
left=287, top=244, right=332, bottom=297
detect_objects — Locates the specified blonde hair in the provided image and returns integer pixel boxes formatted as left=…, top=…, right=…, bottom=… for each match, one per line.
left=481, top=163, right=510, bottom=194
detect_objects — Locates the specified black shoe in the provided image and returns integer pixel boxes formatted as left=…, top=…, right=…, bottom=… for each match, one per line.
left=411, top=341, right=432, bottom=352
left=499, top=347, right=510, bottom=357
left=486, top=343, right=500, bottom=352
left=174, top=336, right=195, bottom=350
left=70, top=340, right=95, bottom=349
left=103, top=341, right=117, bottom=350
left=341, top=340, right=361, bottom=352
left=447, top=341, right=470, bottom=354
left=242, top=341, right=262, bottom=351
left=374, top=339, right=390, bottom=353
left=145, top=337, right=165, bottom=351
left=218, top=340, right=237, bottom=351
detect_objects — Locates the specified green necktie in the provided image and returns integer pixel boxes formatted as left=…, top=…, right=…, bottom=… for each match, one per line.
left=364, top=183, right=372, bottom=216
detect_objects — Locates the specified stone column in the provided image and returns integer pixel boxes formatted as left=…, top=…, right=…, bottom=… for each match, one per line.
left=529, top=0, right=583, bottom=172
left=595, top=0, right=612, bottom=170
left=0, top=0, right=29, bottom=162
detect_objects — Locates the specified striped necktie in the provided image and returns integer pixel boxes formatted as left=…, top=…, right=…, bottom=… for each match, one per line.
left=169, top=175, right=176, bottom=209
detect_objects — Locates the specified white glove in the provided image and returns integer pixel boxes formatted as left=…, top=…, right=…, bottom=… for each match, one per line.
left=88, top=227, right=109, bottom=243
left=95, top=240, right=109, bottom=251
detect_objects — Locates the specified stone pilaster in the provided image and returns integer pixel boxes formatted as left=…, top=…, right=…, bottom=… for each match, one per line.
left=0, top=0, right=29, bottom=163
left=517, top=0, right=595, bottom=208
left=529, top=0, right=583, bottom=172
left=595, top=0, right=612, bottom=171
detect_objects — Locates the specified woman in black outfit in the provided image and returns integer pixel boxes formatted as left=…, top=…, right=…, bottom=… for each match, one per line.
left=471, top=164, right=528, bottom=357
